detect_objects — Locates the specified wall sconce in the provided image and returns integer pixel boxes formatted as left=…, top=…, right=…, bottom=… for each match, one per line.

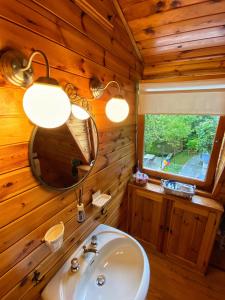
left=71, top=105, right=90, bottom=120
left=64, top=83, right=92, bottom=120
left=90, top=77, right=129, bottom=123
left=0, top=49, right=71, bottom=128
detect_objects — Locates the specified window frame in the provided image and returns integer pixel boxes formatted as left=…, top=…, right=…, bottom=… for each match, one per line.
left=137, top=115, right=225, bottom=191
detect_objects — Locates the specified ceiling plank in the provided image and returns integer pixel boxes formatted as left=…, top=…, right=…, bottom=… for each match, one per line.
left=141, top=73, right=225, bottom=82
left=121, top=0, right=207, bottom=21
left=128, top=0, right=225, bottom=33
left=118, top=0, right=225, bottom=80
left=141, top=36, right=225, bottom=56
left=144, top=58, right=225, bottom=76
left=138, top=26, right=225, bottom=49
left=143, top=68, right=225, bottom=80
left=147, top=55, right=225, bottom=68
left=133, top=13, right=225, bottom=42
left=143, top=45, right=225, bottom=64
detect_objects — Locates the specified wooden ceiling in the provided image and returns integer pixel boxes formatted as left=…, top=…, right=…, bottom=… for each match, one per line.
left=116, top=0, right=225, bottom=80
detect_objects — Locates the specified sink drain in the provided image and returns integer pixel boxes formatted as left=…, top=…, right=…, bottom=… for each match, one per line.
left=96, top=274, right=106, bottom=286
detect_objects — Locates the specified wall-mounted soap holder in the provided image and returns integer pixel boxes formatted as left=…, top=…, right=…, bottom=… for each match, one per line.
left=43, top=222, right=64, bottom=253
left=92, top=190, right=111, bottom=208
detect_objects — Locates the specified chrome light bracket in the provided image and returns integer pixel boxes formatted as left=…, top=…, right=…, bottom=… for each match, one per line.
left=0, top=50, right=33, bottom=87
left=90, top=77, right=105, bottom=99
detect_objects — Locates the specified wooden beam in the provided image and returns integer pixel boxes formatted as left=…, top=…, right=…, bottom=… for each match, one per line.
left=74, top=0, right=114, bottom=32
left=113, top=0, right=143, bottom=62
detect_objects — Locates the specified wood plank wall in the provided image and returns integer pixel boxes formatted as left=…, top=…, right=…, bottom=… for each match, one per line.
left=0, top=1, right=142, bottom=299
left=212, top=133, right=225, bottom=203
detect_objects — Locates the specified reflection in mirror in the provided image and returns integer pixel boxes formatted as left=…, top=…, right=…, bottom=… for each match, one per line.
left=30, top=112, right=98, bottom=190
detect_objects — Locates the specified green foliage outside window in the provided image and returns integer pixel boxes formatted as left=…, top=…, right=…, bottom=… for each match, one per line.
left=144, top=115, right=219, bottom=156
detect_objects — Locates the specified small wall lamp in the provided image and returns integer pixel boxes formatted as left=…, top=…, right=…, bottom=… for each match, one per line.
left=0, top=49, right=71, bottom=128
left=64, top=83, right=91, bottom=121
left=90, top=77, right=129, bottom=123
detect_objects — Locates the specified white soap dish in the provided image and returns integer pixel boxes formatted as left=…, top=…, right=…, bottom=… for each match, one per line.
left=92, top=190, right=111, bottom=208
left=43, top=222, right=64, bottom=253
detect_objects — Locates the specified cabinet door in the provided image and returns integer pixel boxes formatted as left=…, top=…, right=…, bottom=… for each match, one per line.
left=129, top=188, right=165, bottom=249
left=165, top=201, right=217, bottom=271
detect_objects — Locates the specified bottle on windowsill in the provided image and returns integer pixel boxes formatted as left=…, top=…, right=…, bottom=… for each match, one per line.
left=132, top=161, right=149, bottom=187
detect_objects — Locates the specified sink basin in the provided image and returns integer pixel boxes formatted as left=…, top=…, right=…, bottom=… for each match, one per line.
left=42, top=224, right=150, bottom=300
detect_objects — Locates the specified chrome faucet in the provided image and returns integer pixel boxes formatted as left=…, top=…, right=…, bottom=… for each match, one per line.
left=71, top=258, right=80, bottom=273
left=82, top=235, right=99, bottom=254
left=83, top=245, right=99, bottom=254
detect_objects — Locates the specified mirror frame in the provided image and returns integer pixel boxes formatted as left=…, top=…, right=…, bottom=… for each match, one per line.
left=29, top=116, right=99, bottom=191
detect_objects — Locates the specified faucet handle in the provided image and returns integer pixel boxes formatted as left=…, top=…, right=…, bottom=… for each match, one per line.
left=91, top=235, right=97, bottom=246
left=71, top=258, right=80, bottom=273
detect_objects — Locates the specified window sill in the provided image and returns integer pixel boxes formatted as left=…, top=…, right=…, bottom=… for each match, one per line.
left=129, top=181, right=223, bottom=213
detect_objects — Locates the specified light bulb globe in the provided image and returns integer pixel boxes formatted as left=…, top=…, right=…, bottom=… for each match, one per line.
left=23, top=80, right=71, bottom=128
left=71, top=104, right=90, bottom=120
left=105, top=97, right=129, bottom=122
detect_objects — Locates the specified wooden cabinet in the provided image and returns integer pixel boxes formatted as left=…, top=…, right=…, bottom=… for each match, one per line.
left=128, top=188, right=165, bottom=250
left=128, top=184, right=223, bottom=273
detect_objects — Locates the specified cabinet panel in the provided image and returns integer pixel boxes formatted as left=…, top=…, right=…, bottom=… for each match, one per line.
left=166, top=207, right=208, bottom=264
left=129, top=188, right=165, bottom=249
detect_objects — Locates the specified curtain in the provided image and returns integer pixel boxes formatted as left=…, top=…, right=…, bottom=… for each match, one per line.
left=139, top=79, right=225, bottom=115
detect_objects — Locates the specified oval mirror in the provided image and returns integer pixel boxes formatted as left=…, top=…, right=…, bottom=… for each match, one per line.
left=29, top=111, right=98, bottom=190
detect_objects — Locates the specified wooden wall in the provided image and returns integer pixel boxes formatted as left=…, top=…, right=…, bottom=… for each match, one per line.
left=0, top=1, right=142, bottom=299
left=212, top=133, right=225, bottom=203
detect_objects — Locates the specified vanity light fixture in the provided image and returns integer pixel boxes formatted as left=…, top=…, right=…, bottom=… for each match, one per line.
left=71, top=105, right=90, bottom=120
left=64, top=83, right=91, bottom=120
left=0, top=49, right=71, bottom=128
left=90, top=77, right=129, bottom=123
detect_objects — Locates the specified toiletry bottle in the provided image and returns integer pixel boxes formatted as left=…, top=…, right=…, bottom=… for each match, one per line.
left=76, top=188, right=86, bottom=223
left=77, top=203, right=86, bottom=223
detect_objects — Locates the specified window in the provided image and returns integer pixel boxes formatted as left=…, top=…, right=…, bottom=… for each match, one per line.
left=138, top=114, right=225, bottom=189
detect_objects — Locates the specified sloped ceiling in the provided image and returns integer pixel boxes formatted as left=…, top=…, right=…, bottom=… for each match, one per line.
left=117, top=0, right=225, bottom=80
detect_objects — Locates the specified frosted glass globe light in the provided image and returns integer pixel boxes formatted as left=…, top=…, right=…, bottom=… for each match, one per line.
left=105, top=96, right=129, bottom=122
left=23, top=80, right=71, bottom=128
left=71, top=104, right=90, bottom=120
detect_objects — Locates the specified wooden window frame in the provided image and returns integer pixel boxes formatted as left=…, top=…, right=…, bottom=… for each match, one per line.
left=137, top=115, right=225, bottom=191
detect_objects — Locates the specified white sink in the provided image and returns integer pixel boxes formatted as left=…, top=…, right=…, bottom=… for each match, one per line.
left=42, top=224, right=150, bottom=300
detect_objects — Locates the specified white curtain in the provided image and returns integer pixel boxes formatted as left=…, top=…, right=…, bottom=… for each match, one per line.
left=139, top=79, right=225, bottom=115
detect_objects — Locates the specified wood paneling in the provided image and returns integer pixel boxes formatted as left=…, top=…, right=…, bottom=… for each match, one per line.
left=128, top=183, right=223, bottom=273
left=117, top=0, right=225, bottom=80
left=213, top=133, right=225, bottom=203
left=0, top=1, right=140, bottom=299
